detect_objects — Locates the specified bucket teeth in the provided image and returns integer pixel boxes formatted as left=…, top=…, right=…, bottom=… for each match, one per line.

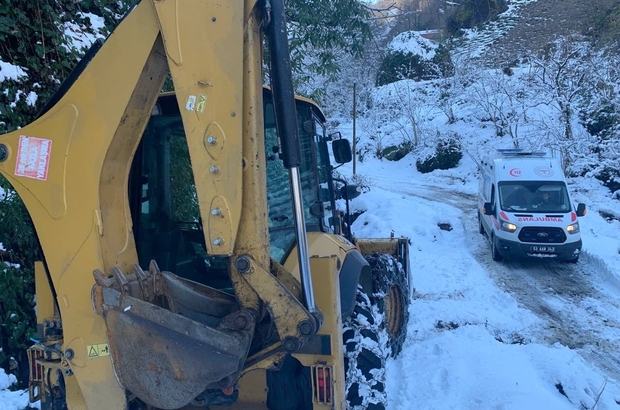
left=133, top=264, right=153, bottom=302
left=91, top=260, right=253, bottom=409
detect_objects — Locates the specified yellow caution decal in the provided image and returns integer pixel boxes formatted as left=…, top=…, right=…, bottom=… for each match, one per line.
left=87, top=343, right=110, bottom=359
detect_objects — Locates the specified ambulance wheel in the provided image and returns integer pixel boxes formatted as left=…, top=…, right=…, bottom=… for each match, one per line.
left=343, top=288, right=387, bottom=410
left=478, top=213, right=485, bottom=235
left=566, top=256, right=579, bottom=264
left=491, top=235, right=503, bottom=262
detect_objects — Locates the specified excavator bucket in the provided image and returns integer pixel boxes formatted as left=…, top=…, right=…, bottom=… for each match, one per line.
left=92, top=262, right=255, bottom=409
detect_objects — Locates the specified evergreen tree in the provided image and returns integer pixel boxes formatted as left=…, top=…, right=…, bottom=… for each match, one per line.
left=0, top=0, right=133, bottom=381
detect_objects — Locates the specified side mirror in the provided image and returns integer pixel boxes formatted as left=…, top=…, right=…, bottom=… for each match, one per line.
left=332, top=138, right=352, bottom=164
left=482, top=202, right=494, bottom=215
left=576, top=203, right=586, bottom=217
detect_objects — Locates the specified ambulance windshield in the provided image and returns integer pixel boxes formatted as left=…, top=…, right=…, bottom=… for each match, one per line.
left=499, top=181, right=571, bottom=213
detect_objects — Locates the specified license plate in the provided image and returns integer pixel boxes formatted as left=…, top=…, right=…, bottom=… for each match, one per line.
left=530, top=246, right=555, bottom=253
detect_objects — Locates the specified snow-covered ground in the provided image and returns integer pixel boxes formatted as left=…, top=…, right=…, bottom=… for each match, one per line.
left=0, top=371, right=32, bottom=409
left=344, top=155, right=620, bottom=409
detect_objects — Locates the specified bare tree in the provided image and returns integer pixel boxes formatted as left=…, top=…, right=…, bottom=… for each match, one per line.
left=529, top=37, right=591, bottom=142
left=437, top=53, right=477, bottom=124
left=387, top=80, right=434, bottom=146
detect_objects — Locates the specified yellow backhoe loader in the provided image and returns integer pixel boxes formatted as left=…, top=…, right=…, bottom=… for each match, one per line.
left=0, top=0, right=411, bottom=409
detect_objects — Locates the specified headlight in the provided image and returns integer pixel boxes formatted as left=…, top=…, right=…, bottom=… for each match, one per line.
left=567, top=222, right=580, bottom=234
left=501, top=221, right=517, bottom=232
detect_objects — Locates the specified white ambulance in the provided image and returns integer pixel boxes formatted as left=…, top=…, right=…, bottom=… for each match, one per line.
left=477, top=149, right=586, bottom=263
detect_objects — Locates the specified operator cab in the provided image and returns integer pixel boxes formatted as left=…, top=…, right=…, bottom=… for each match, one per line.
left=128, top=88, right=352, bottom=287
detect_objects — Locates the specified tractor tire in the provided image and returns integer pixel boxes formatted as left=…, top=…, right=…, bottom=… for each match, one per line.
left=343, top=289, right=388, bottom=410
left=41, top=375, right=68, bottom=410
left=343, top=253, right=410, bottom=409
left=365, top=253, right=410, bottom=358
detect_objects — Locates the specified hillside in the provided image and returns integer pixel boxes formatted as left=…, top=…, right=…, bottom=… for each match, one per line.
left=483, top=0, right=620, bottom=64
left=375, top=0, right=620, bottom=65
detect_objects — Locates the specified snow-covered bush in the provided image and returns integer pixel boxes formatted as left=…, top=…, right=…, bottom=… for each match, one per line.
left=0, top=182, right=38, bottom=384
left=381, top=140, right=414, bottom=161
left=0, top=368, right=32, bottom=409
left=416, top=133, right=463, bottom=173
left=0, top=261, right=35, bottom=385
left=376, top=31, right=453, bottom=86
left=0, top=1, right=133, bottom=133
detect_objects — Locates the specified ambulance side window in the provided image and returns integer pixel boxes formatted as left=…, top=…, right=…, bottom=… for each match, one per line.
left=483, top=176, right=491, bottom=200
left=490, top=184, right=496, bottom=208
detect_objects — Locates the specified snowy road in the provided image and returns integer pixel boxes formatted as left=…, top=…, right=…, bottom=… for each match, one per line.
left=361, top=170, right=620, bottom=409
left=379, top=173, right=620, bottom=381
left=469, top=211, right=620, bottom=386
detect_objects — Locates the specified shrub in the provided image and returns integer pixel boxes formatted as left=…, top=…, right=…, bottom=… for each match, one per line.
left=579, top=104, right=619, bottom=141
left=595, top=167, right=620, bottom=194
left=0, top=182, right=39, bottom=385
left=381, top=141, right=414, bottom=161
left=376, top=45, right=454, bottom=86
left=0, top=262, right=36, bottom=386
left=416, top=139, right=463, bottom=173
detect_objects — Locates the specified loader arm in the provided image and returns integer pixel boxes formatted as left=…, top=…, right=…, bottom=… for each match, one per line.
left=0, top=0, right=318, bottom=409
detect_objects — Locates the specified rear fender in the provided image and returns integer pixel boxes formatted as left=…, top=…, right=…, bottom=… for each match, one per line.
left=339, top=251, right=370, bottom=321
left=355, top=237, right=412, bottom=293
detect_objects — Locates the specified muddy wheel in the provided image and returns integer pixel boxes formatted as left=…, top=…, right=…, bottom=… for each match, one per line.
left=566, top=255, right=579, bottom=264
left=478, top=213, right=485, bottom=235
left=491, top=235, right=503, bottom=262
left=343, top=289, right=388, bottom=410
left=365, top=253, right=410, bottom=358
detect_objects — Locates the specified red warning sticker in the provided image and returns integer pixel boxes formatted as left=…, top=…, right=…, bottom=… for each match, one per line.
left=14, top=135, right=52, bottom=181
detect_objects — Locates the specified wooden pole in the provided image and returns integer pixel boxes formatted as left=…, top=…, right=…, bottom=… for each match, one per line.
left=352, top=82, right=357, bottom=176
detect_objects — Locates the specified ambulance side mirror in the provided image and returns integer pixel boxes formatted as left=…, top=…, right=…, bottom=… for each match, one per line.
left=482, top=202, right=494, bottom=216
left=576, top=203, right=586, bottom=217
